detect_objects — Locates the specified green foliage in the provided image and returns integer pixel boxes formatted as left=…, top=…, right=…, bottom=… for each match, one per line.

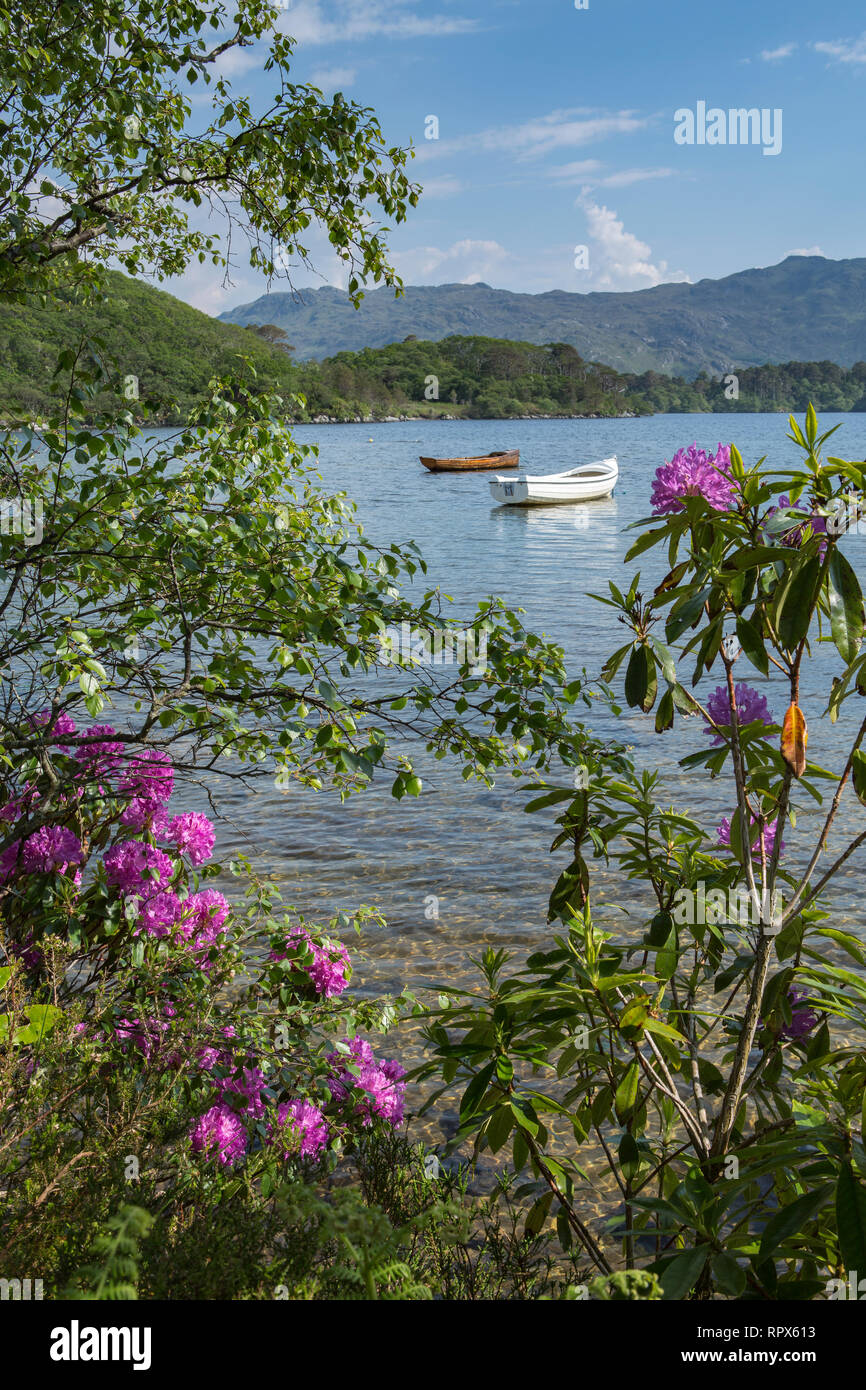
left=0, top=356, right=578, bottom=799
left=418, top=412, right=866, bottom=1299
left=65, top=1207, right=154, bottom=1300
left=0, top=0, right=418, bottom=307
left=0, top=271, right=299, bottom=421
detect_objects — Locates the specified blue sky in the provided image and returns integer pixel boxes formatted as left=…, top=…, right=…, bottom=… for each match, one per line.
left=170, top=0, right=866, bottom=315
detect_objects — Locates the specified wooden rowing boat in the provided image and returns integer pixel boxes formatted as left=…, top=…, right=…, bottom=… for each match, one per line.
left=420, top=449, right=519, bottom=473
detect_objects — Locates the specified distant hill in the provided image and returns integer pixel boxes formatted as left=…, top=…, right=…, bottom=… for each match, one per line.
left=219, top=256, right=866, bottom=377
left=0, top=270, right=296, bottom=420
left=3, top=270, right=866, bottom=426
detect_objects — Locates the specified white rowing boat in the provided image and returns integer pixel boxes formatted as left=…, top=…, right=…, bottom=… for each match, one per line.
left=488, top=456, right=618, bottom=507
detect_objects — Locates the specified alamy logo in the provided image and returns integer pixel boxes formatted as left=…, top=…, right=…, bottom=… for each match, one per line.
left=672, top=882, right=781, bottom=929
left=378, top=622, right=488, bottom=675
left=0, top=497, right=43, bottom=545
left=826, top=1270, right=866, bottom=1300
left=674, top=102, right=782, bottom=156
left=0, top=1276, right=43, bottom=1299
left=50, top=1320, right=152, bottom=1371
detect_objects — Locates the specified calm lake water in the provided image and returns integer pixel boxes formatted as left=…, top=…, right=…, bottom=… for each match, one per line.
left=183, top=412, right=866, bottom=1005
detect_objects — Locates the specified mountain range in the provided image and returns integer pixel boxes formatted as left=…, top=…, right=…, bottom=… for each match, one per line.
left=220, top=256, right=866, bottom=377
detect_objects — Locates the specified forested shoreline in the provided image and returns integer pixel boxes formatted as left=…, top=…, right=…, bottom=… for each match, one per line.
left=2, top=270, right=865, bottom=423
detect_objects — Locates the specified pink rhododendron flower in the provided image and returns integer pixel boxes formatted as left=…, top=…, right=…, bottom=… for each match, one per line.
left=8, top=934, right=43, bottom=970
left=780, top=987, right=820, bottom=1040
left=103, top=841, right=174, bottom=895
left=221, top=1065, right=267, bottom=1118
left=30, top=709, right=77, bottom=744
left=118, top=749, right=174, bottom=808
left=717, top=815, right=784, bottom=859
left=766, top=496, right=829, bottom=558
left=176, top=889, right=231, bottom=966
left=270, top=1099, right=329, bottom=1159
left=0, top=783, right=39, bottom=822
left=164, top=812, right=215, bottom=865
left=115, top=1014, right=170, bottom=1061
left=0, top=825, right=83, bottom=880
left=270, top=926, right=350, bottom=998
left=651, top=443, right=734, bottom=516
left=190, top=1103, right=247, bottom=1167
left=120, top=797, right=170, bottom=834
left=327, top=1036, right=407, bottom=1128
left=703, top=683, right=773, bottom=745
left=136, top=890, right=183, bottom=938
left=75, top=725, right=124, bottom=782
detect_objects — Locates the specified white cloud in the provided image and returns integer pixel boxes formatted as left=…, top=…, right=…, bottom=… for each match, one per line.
left=309, top=65, right=357, bottom=89
left=548, top=159, right=603, bottom=182
left=284, top=0, right=479, bottom=45
left=391, top=238, right=511, bottom=284
left=760, top=43, right=797, bottom=61
left=813, top=33, right=866, bottom=64
left=211, top=46, right=264, bottom=79
left=786, top=245, right=824, bottom=257
left=417, top=175, right=464, bottom=199
left=589, top=167, right=675, bottom=189
left=418, top=108, right=650, bottom=162
left=578, top=197, right=689, bottom=290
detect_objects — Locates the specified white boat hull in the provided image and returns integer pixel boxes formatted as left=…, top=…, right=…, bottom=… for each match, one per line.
left=488, top=456, right=618, bottom=507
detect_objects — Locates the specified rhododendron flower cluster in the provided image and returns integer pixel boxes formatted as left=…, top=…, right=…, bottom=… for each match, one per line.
left=120, top=798, right=170, bottom=834
left=221, top=1065, right=268, bottom=1119
left=327, top=1036, right=407, bottom=1128
left=270, top=926, right=351, bottom=998
left=104, top=841, right=175, bottom=896
left=0, top=782, right=39, bottom=822
left=703, top=683, right=773, bottom=745
left=766, top=495, right=829, bottom=558
left=75, top=725, right=124, bottom=782
left=115, top=1013, right=172, bottom=1062
left=136, top=890, right=183, bottom=938
left=270, top=1099, right=329, bottom=1159
left=717, top=814, right=784, bottom=860
left=0, top=824, right=83, bottom=881
left=1, top=716, right=408, bottom=1179
left=30, top=709, right=77, bottom=744
left=190, top=1103, right=248, bottom=1168
left=164, top=812, right=215, bottom=865
left=197, top=1025, right=237, bottom=1074
left=118, top=748, right=174, bottom=806
left=650, top=443, right=734, bottom=516
left=780, top=987, right=820, bottom=1040
left=176, top=890, right=230, bottom=964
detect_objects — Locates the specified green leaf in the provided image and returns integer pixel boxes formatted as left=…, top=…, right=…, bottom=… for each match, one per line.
left=618, top=1132, right=641, bottom=1181
left=828, top=549, right=864, bottom=665
left=624, top=644, right=656, bottom=713
left=712, top=1251, right=746, bottom=1297
left=486, top=1104, right=514, bottom=1154
left=658, top=1247, right=708, bottom=1300
left=852, top=749, right=866, bottom=805
left=836, top=1164, right=866, bottom=1275
left=524, top=1191, right=553, bottom=1236
left=735, top=615, right=769, bottom=676
left=776, top=557, right=821, bottom=651
left=759, top=1183, right=834, bottom=1262
left=614, top=1061, right=640, bottom=1119
left=646, top=911, right=674, bottom=947
left=654, top=687, right=674, bottom=733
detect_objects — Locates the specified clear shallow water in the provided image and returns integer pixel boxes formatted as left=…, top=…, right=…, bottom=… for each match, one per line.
left=177, top=412, right=866, bottom=1004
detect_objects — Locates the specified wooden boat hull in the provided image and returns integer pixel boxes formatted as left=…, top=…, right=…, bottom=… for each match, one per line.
left=420, top=449, right=519, bottom=472
left=488, top=456, right=618, bottom=506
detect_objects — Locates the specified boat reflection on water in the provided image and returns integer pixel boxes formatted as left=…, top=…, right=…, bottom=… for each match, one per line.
left=490, top=493, right=619, bottom=545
